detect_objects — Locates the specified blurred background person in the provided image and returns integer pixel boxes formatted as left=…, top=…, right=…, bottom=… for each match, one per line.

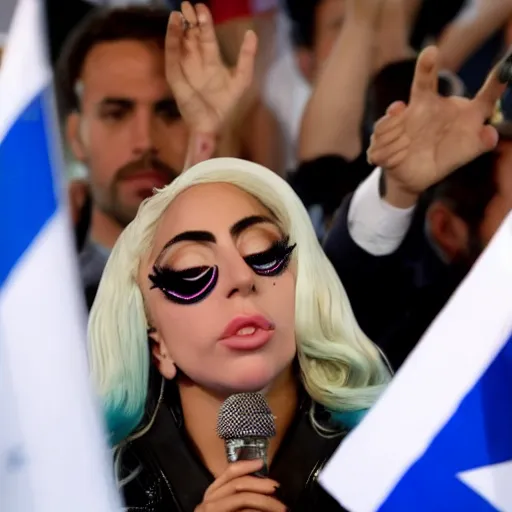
left=55, top=4, right=256, bottom=308
left=55, top=6, right=188, bottom=303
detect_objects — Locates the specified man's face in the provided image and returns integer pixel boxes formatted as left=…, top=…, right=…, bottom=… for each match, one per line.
left=311, top=0, right=346, bottom=76
left=67, top=39, right=188, bottom=227
left=479, top=140, right=512, bottom=245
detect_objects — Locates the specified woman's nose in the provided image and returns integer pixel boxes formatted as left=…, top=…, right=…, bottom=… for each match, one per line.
left=224, top=255, right=257, bottom=299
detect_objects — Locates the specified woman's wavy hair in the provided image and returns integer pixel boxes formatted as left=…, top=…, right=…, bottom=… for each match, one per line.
left=88, top=158, right=390, bottom=445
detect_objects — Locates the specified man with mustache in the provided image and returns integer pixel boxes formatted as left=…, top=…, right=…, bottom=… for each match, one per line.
left=56, top=3, right=255, bottom=306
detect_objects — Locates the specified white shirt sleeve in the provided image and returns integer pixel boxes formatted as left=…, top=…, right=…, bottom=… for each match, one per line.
left=347, top=168, right=415, bottom=256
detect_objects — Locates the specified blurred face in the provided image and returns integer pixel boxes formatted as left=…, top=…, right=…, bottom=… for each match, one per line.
left=142, top=183, right=297, bottom=395
left=67, top=40, right=188, bottom=227
left=480, top=140, right=512, bottom=245
left=429, top=141, right=512, bottom=269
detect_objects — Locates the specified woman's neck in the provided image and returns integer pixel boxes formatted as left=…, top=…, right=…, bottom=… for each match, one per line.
left=177, top=367, right=299, bottom=478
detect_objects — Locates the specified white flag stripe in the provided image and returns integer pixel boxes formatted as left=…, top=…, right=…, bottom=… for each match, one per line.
left=0, top=211, right=120, bottom=511
left=0, top=0, right=50, bottom=143
left=320, top=212, right=512, bottom=512
left=0, top=340, right=34, bottom=511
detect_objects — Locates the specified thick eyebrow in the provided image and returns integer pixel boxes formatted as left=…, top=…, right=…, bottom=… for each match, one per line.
left=98, top=98, right=134, bottom=110
left=155, top=215, right=277, bottom=263
left=156, top=231, right=216, bottom=261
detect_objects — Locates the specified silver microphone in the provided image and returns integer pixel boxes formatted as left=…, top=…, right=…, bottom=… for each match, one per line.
left=217, top=392, right=276, bottom=477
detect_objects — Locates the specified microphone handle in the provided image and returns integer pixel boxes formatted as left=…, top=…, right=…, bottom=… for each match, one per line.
left=224, top=437, right=269, bottom=477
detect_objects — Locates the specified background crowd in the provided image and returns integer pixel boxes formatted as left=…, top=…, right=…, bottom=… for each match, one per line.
left=1, top=0, right=511, bottom=385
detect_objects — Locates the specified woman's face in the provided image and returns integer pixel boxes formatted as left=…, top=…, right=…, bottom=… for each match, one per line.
left=140, top=183, right=297, bottom=395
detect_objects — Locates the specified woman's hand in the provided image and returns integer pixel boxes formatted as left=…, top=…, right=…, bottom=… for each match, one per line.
left=165, top=1, right=258, bottom=136
left=367, top=45, right=506, bottom=206
left=195, top=459, right=286, bottom=512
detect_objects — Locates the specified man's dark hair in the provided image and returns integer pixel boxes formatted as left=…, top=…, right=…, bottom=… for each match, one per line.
left=429, top=151, right=499, bottom=232
left=282, top=0, right=320, bottom=48
left=55, top=6, right=170, bottom=116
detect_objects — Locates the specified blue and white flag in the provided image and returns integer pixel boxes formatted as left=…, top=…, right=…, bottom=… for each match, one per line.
left=320, top=211, right=512, bottom=512
left=0, top=1, right=120, bottom=510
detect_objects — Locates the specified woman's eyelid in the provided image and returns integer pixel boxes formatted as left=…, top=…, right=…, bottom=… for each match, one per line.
left=157, top=244, right=214, bottom=272
left=243, top=237, right=290, bottom=261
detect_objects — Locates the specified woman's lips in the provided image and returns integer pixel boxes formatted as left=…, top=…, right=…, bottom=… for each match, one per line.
left=219, top=315, right=275, bottom=351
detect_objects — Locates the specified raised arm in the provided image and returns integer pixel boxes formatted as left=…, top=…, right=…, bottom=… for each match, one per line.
left=437, top=0, right=512, bottom=72
left=298, top=0, right=384, bottom=162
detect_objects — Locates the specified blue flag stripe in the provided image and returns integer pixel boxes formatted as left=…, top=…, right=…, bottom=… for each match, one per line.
left=0, top=87, right=58, bottom=288
left=380, top=333, right=512, bottom=511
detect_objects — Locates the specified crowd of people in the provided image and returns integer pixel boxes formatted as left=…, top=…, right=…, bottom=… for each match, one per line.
left=14, top=0, right=512, bottom=509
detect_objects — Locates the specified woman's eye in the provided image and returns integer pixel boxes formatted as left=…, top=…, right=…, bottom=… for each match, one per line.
left=177, top=266, right=211, bottom=280
left=148, top=265, right=218, bottom=305
left=253, top=259, right=278, bottom=271
left=244, top=239, right=296, bottom=277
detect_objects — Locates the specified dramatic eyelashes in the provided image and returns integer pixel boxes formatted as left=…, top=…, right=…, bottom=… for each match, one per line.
left=149, top=238, right=296, bottom=305
left=149, top=265, right=219, bottom=305
left=244, top=237, right=296, bottom=277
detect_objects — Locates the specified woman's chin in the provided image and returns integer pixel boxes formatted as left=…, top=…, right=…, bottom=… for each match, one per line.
left=211, top=366, right=278, bottom=396
left=187, top=355, right=295, bottom=397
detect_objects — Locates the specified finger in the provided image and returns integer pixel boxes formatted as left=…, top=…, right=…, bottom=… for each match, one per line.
left=386, top=101, right=407, bottom=116
left=166, top=10, right=184, bottom=67
left=373, top=112, right=406, bottom=136
left=478, top=124, right=499, bottom=152
left=410, top=46, right=439, bottom=101
left=368, top=134, right=411, bottom=167
left=181, top=1, right=199, bottom=25
left=204, top=460, right=264, bottom=498
left=370, top=123, right=405, bottom=150
left=196, top=3, right=221, bottom=66
left=181, top=1, right=201, bottom=56
left=206, top=492, right=286, bottom=512
left=474, top=61, right=508, bottom=118
left=233, top=29, right=258, bottom=92
left=384, top=147, right=410, bottom=169
left=165, top=12, right=190, bottom=94
left=206, top=476, right=279, bottom=502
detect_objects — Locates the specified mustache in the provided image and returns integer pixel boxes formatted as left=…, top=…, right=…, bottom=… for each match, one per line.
left=114, top=153, right=179, bottom=184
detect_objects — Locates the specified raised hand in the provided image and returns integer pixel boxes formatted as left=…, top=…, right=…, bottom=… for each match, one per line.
left=194, top=459, right=286, bottom=512
left=165, top=2, right=258, bottom=135
left=367, top=46, right=506, bottom=204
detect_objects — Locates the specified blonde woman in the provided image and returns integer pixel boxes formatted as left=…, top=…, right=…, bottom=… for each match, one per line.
left=88, top=157, right=391, bottom=511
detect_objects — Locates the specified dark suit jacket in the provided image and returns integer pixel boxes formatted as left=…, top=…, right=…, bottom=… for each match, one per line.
left=324, top=194, right=465, bottom=370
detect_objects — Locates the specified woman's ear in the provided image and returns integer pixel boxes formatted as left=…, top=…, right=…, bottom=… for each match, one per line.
left=149, top=329, right=177, bottom=380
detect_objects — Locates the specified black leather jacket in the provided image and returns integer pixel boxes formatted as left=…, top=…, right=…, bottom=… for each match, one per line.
left=118, top=380, right=348, bottom=511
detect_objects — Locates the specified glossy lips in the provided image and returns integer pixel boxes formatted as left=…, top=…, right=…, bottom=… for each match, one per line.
left=219, top=315, right=275, bottom=351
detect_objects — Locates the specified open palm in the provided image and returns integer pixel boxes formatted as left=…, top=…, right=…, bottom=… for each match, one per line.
left=369, top=46, right=506, bottom=194
left=165, top=2, right=258, bottom=134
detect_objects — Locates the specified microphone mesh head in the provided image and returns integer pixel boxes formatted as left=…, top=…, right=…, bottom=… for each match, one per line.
left=217, top=392, right=276, bottom=440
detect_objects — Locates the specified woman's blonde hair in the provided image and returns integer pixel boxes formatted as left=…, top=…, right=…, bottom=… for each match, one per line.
left=88, top=158, right=390, bottom=444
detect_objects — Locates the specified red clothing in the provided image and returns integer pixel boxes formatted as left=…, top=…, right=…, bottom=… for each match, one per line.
left=209, top=0, right=278, bottom=24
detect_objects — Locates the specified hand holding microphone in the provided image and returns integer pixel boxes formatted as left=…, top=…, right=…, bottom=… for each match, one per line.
left=195, top=393, right=285, bottom=511
left=195, top=459, right=285, bottom=512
